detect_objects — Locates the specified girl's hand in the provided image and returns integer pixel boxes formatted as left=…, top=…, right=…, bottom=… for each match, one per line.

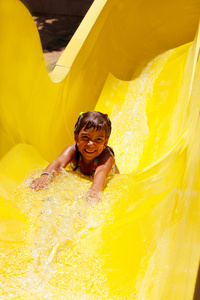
left=83, top=189, right=102, bottom=206
left=29, top=175, right=52, bottom=191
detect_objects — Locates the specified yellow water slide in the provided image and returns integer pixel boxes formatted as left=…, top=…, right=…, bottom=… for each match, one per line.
left=1, top=0, right=200, bottom=298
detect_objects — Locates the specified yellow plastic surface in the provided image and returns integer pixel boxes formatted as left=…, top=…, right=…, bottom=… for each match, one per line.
left=0, top=0, right=200, bottom=298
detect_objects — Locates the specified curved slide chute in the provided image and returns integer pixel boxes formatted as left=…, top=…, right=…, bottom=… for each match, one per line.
left=0, top=0, right=200, bottom=298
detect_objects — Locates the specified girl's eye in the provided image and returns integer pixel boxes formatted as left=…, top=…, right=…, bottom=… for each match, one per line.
left=96, top=138, right=103, bottom=142
left=82, top=136, right=89, bottom=140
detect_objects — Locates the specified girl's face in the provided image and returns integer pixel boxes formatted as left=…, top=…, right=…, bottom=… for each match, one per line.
left=75, top=126, right=109, bottom=161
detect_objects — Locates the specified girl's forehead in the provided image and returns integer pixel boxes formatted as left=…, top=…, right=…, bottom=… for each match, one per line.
left=80, top=126, right=106, bottom=136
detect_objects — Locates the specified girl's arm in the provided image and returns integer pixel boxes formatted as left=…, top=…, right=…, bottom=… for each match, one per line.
left=85, top=148, right=118, bottom=204
left=91, top=159, right=114, bottom=193
left=30, top=144, right=76, bottom=190
left=92, top=147, right=119, bottom=192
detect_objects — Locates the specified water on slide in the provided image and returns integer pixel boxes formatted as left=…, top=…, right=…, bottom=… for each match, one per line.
left=0, top=0, right=200, bottom=299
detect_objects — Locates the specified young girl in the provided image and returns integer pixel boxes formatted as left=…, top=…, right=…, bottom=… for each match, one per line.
left=30, top=111, right=119, bottom=204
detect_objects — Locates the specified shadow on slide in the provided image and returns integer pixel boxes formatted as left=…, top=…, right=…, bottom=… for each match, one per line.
left=0, top=0, right=200, bottom=298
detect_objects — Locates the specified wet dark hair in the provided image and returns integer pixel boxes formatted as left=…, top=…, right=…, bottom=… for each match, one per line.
left=74, top=111, right=111, bottom=138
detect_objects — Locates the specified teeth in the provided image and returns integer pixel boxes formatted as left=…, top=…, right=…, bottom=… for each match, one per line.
left=85, top=149, right=95, bottom=153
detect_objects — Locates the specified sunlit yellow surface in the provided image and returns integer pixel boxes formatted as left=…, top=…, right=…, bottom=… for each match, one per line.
left=0, top=0, right=200, bottom=298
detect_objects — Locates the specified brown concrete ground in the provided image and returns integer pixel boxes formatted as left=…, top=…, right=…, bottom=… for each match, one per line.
left=33, top=14, right=83, bottom=71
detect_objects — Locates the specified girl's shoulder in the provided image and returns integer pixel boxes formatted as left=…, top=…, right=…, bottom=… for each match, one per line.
left=95, top=146, right=117, bottom=174
left=103, top=146, right=115, bottom=157
left=62, top=143, right=76, bottom=153
left=98, top=146, right=115, bottom=164
left=55, top=144, right=77, bottom=169
left=61, top=144, right=77, bottom=161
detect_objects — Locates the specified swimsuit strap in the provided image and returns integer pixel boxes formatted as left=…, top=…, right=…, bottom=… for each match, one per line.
left=75, top=155, right=81, bottom=171
left=69, top=146, right=81, bottom=171
left=73, top=143, right=81, bottom=171
left=69, top=161, right=76, bottom=170
left=110, top=164, right=116, bottom=175
left=92, top=157, right=99, bottom=174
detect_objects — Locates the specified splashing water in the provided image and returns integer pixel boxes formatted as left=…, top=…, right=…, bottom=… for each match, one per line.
left=109, top=50, right=173, bottom=173
left=0, top=169, right=120, bottom=299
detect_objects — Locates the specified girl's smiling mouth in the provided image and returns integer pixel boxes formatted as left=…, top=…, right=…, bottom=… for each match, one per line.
left=84, top=149, right=96, bottom=154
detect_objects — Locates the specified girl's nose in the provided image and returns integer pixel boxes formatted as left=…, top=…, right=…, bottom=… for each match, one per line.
left=88, top=140, right=94, bottom=146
